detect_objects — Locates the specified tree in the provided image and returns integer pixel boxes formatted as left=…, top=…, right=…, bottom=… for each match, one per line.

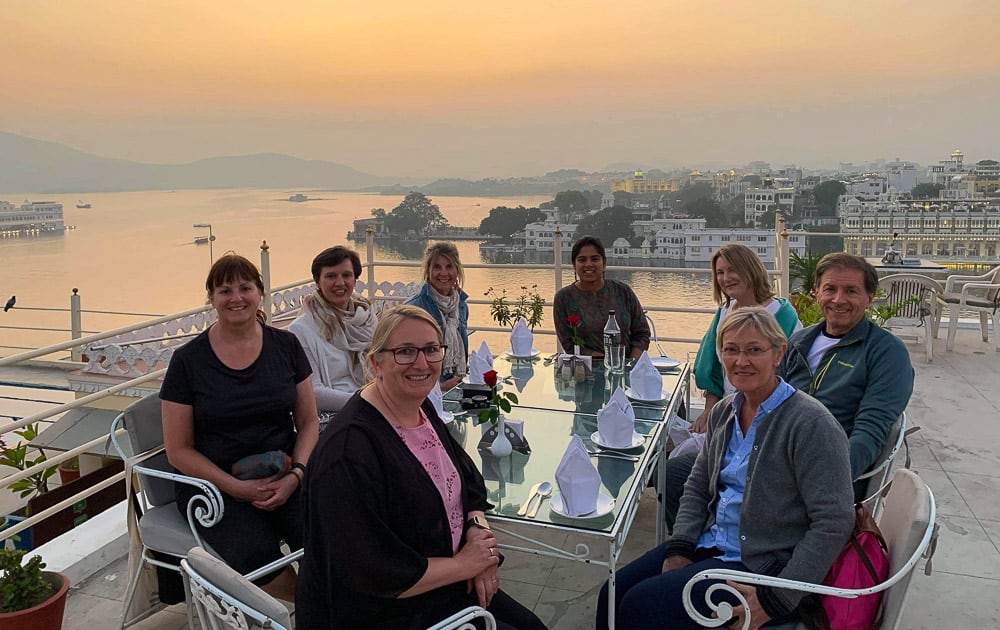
left=574, top=205, right=634, bottom=243
left=756, top=208, right=777, bottom=230
left=374, top=192, right=449, bottom=235
left=814, top=180, right=847, bottom=217
left=675, top=182, right=714, bottom=208
left=478, top=205, right=545, bottom=240
left=684, top=197, right=728, bottom=228
left=911, top=183, right=944, bottom=199
left=553, top=190, right=591, bottom=223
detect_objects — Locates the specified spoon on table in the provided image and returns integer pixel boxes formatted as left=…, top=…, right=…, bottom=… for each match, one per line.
left=517, top=482, right=544, bottom=516
left=527, top=482, right=552, bottom=518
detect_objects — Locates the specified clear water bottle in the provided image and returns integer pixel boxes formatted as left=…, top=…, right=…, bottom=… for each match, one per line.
left=603, top=310, right=624, bottom=373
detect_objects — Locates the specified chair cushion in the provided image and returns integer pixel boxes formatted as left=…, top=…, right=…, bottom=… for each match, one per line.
left=941, top=295, right=996, bottom=309
left=139, top=504, right=200, bottom=557
left=186, top=546, right=292, bottom=627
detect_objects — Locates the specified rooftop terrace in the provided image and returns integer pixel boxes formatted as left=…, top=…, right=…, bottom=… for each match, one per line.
left=55, top=326, right=1000, bottom=629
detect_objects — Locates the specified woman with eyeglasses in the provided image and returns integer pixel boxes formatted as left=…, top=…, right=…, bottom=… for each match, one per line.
left=296, top=305, right=545, bottom=630
left=597, top=307, right=853, bottom=630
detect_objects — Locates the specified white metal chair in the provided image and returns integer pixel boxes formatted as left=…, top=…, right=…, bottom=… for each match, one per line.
left=856, top=412, right=910, bottom=520
left=426, top=606, right=498, bottom=630
left=937, top=265, right=1000, bottom=352
left=875, top=273, right=943, bottom=362
left=182, top=546, right=294, bottom=630
left=111, top=393, right=226, bottom=628
left=681, top=468, right=938, bottom=630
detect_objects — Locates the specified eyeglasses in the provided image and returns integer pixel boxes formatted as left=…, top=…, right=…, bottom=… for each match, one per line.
left=380, top=345, right=448, bottom=365
left=720, top=346, right=774, bottom=359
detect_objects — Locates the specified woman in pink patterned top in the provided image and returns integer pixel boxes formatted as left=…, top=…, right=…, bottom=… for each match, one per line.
left=296, top=306, right=545, bottom=630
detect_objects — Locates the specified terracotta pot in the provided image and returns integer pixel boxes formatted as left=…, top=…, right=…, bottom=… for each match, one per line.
left=0, top=571, right=70, bottom=630
left=58, top=464, right=81, bottom=485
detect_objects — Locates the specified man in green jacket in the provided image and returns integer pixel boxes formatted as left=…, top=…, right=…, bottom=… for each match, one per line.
left=665, top=253, right=914, bottom=528
left=778, top=253, right=914, bottom=483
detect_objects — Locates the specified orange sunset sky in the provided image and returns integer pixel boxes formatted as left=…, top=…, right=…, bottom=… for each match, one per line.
left=2, top=1, right=998, bottom=178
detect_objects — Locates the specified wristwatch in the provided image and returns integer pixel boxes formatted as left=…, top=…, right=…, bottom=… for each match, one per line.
left=466, top=515, right=491, bottom=531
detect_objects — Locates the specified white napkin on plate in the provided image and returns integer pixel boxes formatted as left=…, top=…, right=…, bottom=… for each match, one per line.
left=554, top=436, right=601, bottom=516
left=598, top=386, right=636, bottom=447
left=467, top=340, right=495, bottom=384
left=630, top=351, right=663, bottom=400
left=427, top=383, right=446, bottom=416
left=509, top=317, right=534, bottom=356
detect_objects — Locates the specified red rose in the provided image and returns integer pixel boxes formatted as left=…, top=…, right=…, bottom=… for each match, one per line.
left=483, top=370, right=498, bottom=387
left=567, top=315, right=581, bottom=327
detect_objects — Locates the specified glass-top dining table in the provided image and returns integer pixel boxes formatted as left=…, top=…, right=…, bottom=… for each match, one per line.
left=441, top=354, right=691, bottom=629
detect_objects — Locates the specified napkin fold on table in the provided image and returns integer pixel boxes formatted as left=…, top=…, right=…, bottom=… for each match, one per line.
left=554, top=436, right=602, bottom=516
left=509, top=317, right=534, bottom=356
left=467, top=340, right=495, bottom=385
left=629, top=351, right=664, bottom=400
left=597, top=386, right=636, bottom=448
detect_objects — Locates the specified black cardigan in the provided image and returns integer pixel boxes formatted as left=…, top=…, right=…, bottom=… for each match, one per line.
left=295, top=393, right=493, bottom=629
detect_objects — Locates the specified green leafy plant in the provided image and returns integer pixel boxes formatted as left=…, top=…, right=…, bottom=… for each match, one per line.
left=477, top=370, right=519, bottom=425
left=485, top=285, right=545, bottom=329
left=0, top=548, right=54, bottom=612
left=790, top=292, right=824, bottom=327
left=0, top=424, right=57, bottom=499
left=789, top=251, right=823, bottom=294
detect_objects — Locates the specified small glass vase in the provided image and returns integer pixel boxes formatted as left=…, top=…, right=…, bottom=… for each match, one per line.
left=489, top=415, right=513, bottom=457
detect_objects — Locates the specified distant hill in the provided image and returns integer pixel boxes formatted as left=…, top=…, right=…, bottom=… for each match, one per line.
left=0, top=131, right=400, bottom=193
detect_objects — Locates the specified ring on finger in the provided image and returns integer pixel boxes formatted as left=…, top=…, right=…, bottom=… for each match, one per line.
left=489, top=547, right=495, bottom=557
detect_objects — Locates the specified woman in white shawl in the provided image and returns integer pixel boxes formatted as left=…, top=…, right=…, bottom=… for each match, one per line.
left=290, top=246, right=378, bottom=431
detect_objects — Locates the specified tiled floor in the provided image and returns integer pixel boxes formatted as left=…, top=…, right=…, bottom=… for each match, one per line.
left=62, top=328, right=1000, bottom=629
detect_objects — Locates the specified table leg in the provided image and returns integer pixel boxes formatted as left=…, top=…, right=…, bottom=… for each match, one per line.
left=607, top=538, right=617, bottom=630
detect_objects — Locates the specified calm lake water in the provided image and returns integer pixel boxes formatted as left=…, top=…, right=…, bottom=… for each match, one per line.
left=0, top=189, right=715, bottom=356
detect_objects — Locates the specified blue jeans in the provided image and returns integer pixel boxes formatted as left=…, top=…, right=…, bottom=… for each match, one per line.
left=596, top=544, right=794, bottom=629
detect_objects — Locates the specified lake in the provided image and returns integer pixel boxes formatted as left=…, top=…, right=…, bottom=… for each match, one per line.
left=0, top=189, right=715, bottom=355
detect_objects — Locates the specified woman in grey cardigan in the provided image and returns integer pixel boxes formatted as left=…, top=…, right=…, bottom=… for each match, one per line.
left=597, top=307, right=854, bottom=630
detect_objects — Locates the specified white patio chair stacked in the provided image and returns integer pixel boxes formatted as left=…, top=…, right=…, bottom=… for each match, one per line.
left=181, top=546, right=294, bottom=630
left=111, top=392, right=226, bottom=629
left=937, top=265, right=1000, bottom=352
left=681, top=468, right=937, bottom=630
left=875, top=273, right=943, bottom=362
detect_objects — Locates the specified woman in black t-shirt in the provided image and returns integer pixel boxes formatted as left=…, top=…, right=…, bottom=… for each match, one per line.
left=160, top=253, right=319, bottom=602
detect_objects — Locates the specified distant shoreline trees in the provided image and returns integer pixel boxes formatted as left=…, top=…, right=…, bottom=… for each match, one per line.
left=372, top=192, right=449, bottom=235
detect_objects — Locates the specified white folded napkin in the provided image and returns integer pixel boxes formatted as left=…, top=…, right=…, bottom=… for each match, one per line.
left=467, top=340, right=495, bottom=385
left=554, top=436, right=602, bottom=516
left=509, top=317, right=534, bottom=356
left=630, top=351, right=663, bottom=400
left=427, top=383, right=446, bottom=416
left=598, top=386, right=636, bottom=447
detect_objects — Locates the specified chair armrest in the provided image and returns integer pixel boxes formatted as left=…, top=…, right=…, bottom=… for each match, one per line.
left=244, top=548, right=304, bottom=582
left=132, top=462, right=226, bottom=544
left=960, top=282, right=1000, bottom=301
left=944, top=270, right=996, bottom=293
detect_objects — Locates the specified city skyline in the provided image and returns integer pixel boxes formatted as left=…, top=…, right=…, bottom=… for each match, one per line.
left=2, top=1, right=998, bottom=179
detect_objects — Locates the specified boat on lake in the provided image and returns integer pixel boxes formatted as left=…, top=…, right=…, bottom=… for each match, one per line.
left=76, top=200, right=92, bottom=209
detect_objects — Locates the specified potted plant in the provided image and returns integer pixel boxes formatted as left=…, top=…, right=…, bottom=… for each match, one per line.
left=1, top=424, right=58, bottom=550
left=0, top=548, right=70, bottom=629
left=485, top=285, right=545, bottom=329
left=57, top=457, right=80, bottom=485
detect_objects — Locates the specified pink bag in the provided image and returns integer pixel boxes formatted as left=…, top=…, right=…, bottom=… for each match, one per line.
left=820, top=504, right=890, bottom=630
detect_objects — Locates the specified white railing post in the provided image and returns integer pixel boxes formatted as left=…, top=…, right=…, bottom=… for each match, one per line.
left=366, top=226, right=376, bottom=300
left=553, top=227, right=564, bottom=291
left=70, top=288, right=82, bottom=361
left=260, top=241, right=273, bottom=324
left=775, top=211, right=790, bottom=298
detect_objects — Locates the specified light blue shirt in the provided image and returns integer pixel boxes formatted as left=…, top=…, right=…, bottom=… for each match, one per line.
left=697, top=378, right=795, bottom=562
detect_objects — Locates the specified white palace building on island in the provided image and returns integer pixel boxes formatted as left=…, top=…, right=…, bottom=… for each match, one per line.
left=520, top=194, right=806, bottom=266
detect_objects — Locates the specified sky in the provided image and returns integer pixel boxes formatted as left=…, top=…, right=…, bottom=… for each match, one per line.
left=2, top=0, right=999, bottom=178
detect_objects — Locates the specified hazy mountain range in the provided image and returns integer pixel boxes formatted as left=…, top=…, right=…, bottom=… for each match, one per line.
left=0, top=131, right=410, bottom=193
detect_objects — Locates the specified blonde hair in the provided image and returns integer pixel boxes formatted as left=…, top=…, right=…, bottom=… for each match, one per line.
left=716, top=306, right=787, bottom=352
left=421, top=242, right=464, bottom=288
left=711, top=243, right=775, bottom=307
left=367, top=305, right=444, bottom=371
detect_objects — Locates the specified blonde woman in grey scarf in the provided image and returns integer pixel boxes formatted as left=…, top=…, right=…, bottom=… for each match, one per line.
left=406, top=242, right=469, bottom=392
left=290, top=247, right=378, bottom=430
